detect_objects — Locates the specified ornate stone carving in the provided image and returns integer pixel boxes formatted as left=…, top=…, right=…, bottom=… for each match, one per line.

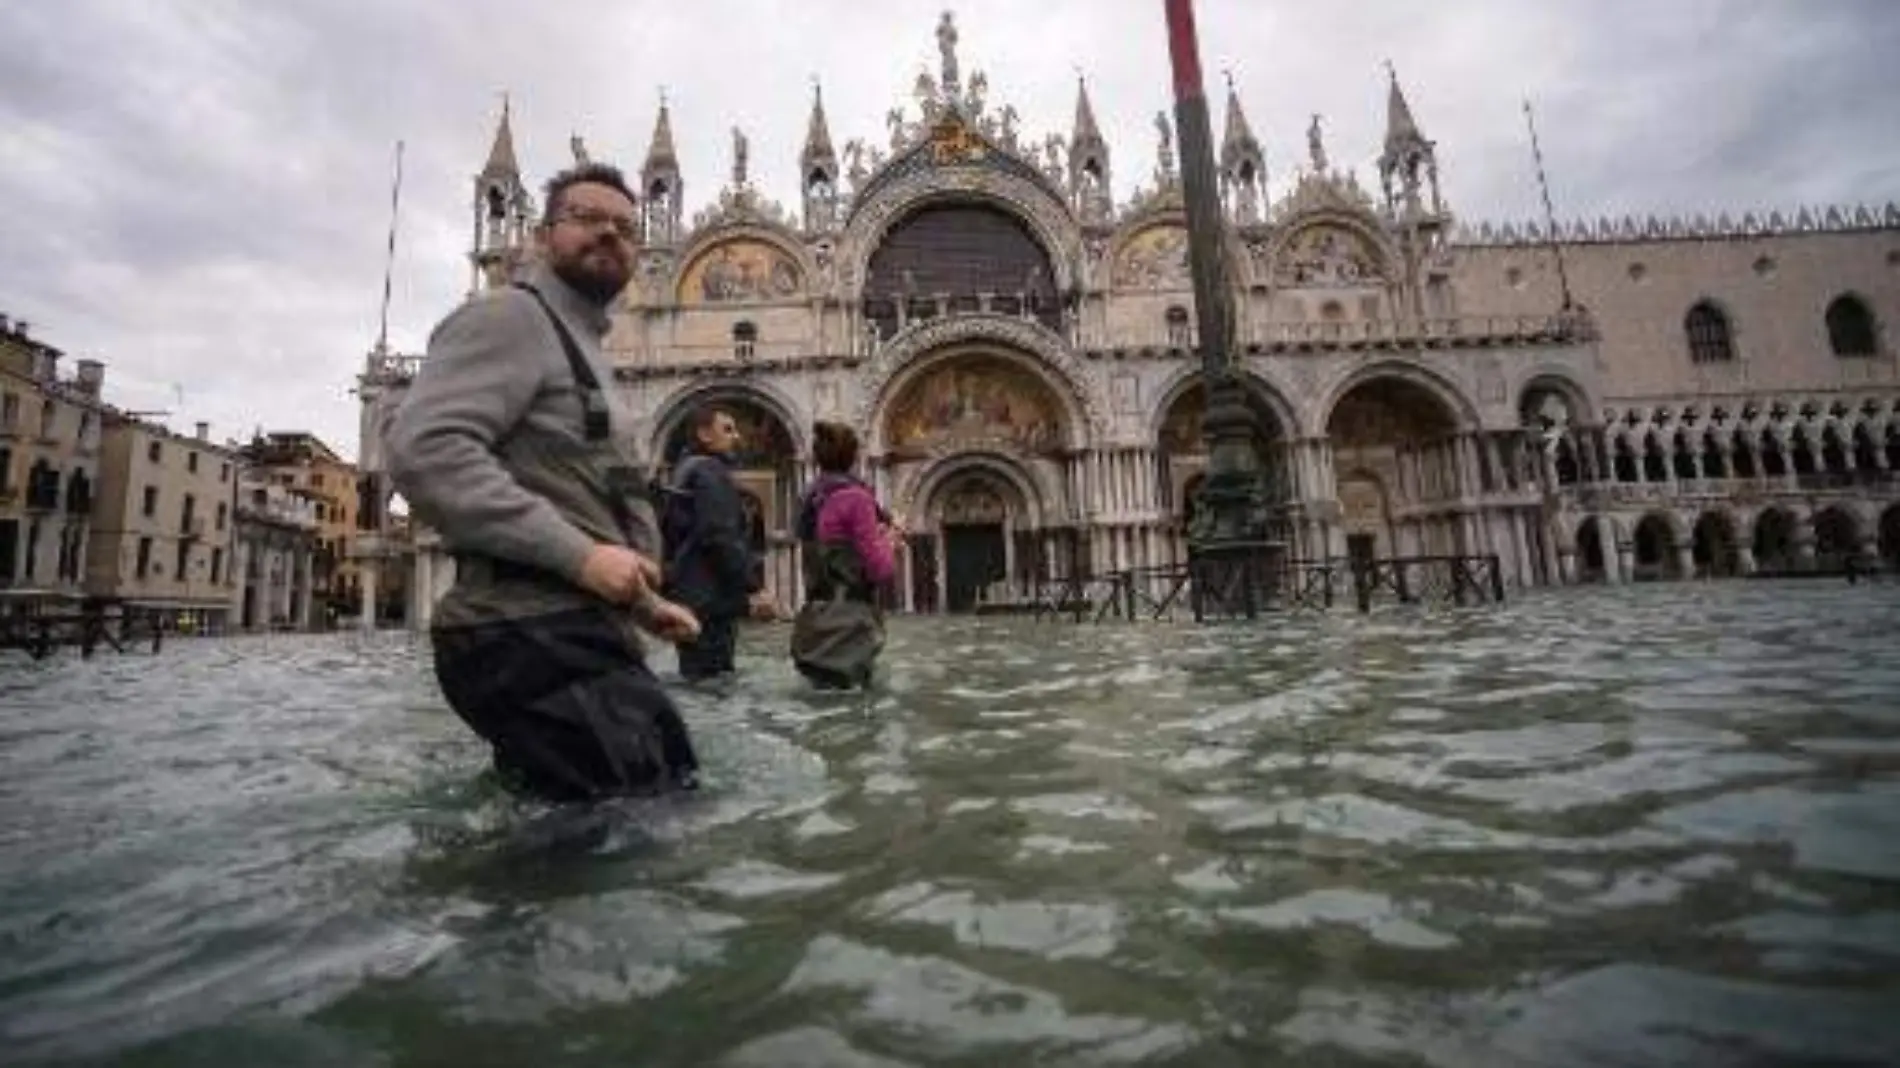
left=730, top=126, right=749, bottom=188
left=1153, top=111, right=1176, bottom=187
left=940, top=477, right=1009, bottom=525
left=631, top=247, right=677, bottom=302
left=1111, top=370, right=1139, bottom=415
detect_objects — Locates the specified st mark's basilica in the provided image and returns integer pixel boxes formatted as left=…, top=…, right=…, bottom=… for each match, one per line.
left=356, top=12, right=1900, bottom=626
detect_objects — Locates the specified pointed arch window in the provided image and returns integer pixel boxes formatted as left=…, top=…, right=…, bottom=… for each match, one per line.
left=732, top=320, right=758, bottom=361
left=1826, top=294, right=1878, bottom=357
left=1685, top=301, right=1735, bottom=364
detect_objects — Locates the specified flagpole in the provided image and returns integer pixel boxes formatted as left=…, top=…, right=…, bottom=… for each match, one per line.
left=1523, top=101, right=1574, bottom=311
left=376, top=140, right=405, bottom=355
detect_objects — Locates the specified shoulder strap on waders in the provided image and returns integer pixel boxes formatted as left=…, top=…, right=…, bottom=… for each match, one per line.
left=511, top=282, right=643, bottom=540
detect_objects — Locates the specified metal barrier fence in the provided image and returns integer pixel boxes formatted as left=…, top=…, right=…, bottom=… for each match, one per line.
left=967, top=554, right=1507, bottom=624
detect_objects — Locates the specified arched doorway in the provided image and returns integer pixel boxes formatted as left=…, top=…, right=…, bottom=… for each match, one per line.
left=1337, top=469, right=1391, bottom=568
left=1326, top=376, right=1464, bottom=557
left=1812, top=507, right=1860, bottom=571
left=882, top=352, right=1069, bottom=611
left=929, top=469, right=1021, bottom=612
left=1633, top=513, right=1680, bottom=580
left=1155, top=377, right=1294, bottom=560
left=1879, top=504, right=1900, bottom=573
left=1576, top=517, right=1607, bottom=582
left=1692, top=511, right=1741, bottom=578
left=862, top=202, right=1061, bottom=338
left=1753, top=508, right=1797, bottom=573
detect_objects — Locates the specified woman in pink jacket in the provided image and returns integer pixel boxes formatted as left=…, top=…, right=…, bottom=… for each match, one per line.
left=789, top=422, right=900, bottom=689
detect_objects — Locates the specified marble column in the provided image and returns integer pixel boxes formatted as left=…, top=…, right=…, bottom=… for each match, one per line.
left=295, top=545, right=313, bottom=629
left=1510, top=510, right=1533, bottom=587
left=357, top=555, right=377, bottom=633
left=900, top=546, right=916, bottom=612
left=411, top=551, right=434, bottom=629
left=1599, top=516, right=1623, bottom=585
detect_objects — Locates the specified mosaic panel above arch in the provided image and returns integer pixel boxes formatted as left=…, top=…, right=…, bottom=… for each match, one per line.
left=676, top=238, right=805, bottom=305
left=1114, top=223, right=1191, bottom=289
left=1273, top=223, right=1384, bottom=288
left=883, top=354, right=1067, bottom=461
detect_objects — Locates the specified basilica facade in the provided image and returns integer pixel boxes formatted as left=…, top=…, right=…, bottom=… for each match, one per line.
left=357, top=13, right=1900, bottom=626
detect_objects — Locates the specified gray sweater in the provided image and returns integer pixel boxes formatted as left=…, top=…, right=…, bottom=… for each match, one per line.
left=386, top=263, right=659, bottom=628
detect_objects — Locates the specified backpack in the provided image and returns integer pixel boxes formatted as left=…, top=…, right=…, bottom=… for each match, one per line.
left=658, top=454, right=717, bottom=564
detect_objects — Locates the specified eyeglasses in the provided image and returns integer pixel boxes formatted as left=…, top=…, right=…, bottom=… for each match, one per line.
left=555, top=206, right=639, bottom=241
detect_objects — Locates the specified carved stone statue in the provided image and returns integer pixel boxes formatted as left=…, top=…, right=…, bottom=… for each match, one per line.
left=887, top=107, right=908, bottom=151
left=731, top=126, right=749, bottom=188
left=1308, top=113, right=1328, bottom=174
left=569, top=134, right=591, bottom=166
left=843, top=138, right=867, bottom=187
left=1154, top=111, right=1176, bottom=183
left=937, top=10, right=960, bottom=90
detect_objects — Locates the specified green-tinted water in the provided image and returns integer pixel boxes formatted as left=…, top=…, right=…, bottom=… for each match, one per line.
left=4, top=583, right=1899, bottom=1066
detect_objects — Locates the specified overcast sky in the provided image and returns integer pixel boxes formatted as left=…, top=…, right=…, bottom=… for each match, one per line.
left=3, top=0, right=1895, bottom=462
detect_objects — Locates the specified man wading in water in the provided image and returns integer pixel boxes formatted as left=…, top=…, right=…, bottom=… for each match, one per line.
left=387, top=162, right=704, bottom=802
left=660, top=405, right=777, bottom=684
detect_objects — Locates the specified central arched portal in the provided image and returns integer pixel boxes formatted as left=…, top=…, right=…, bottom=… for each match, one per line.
left=1325, top=374, right=1470, bottom=560
left=880, top=350, right=1071, bottom=612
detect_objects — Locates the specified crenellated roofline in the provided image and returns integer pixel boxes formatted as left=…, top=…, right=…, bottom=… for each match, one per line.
left=1454, top=203, right=1900, bottom=247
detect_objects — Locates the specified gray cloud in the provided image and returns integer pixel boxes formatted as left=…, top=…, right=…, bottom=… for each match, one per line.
left=2, top=0, right=1894, bottom=461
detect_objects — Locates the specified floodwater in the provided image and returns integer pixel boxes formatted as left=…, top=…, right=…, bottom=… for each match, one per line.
left=3, top=583, right=1899, bottom=1067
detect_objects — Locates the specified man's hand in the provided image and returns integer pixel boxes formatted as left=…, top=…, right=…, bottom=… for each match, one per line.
left=577, top=544, right=662, bottom=605
left=634, top=595, right=701, bottom=643
left=747, top=590, right=781, bottom=621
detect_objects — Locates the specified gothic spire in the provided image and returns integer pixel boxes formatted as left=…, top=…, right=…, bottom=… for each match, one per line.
left=801, top=80, right=837, bottom=174
left=1067, top=74, right=1111, bottom=222
left=642, top=94, right=679, bottom=177
left=1382, top=62, right=1429, bottom=160
left=1071, top=74, right=1104, bottom=151
left=481, top=93, right=519, bottom=178
left=640, top=93, right=683, bottom=244
left=1219, top=73, right=1266, bottom=223
left=1219, top=72, right=1262, bottom=173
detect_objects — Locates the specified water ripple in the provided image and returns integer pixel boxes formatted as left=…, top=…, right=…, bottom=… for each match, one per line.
left=2, top=584, right=1898, bottom=1065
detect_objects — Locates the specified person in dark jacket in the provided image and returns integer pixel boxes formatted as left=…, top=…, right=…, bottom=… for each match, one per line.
left=662, top=405, right=773, bottom=681
left=385, top=162, right=702, bottom=803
